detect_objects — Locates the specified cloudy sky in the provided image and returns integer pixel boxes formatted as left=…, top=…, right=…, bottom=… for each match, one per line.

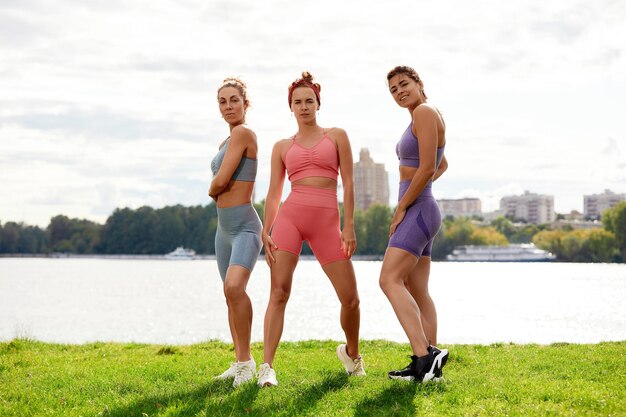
left=1, top=0, right=625, bottom=227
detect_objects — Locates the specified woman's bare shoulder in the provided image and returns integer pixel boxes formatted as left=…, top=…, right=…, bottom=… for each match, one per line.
left=230, top=125, right=257, bottom=144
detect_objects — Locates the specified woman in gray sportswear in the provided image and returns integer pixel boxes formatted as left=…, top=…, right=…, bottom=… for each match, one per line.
left=209, top=77, right=262, bottom=388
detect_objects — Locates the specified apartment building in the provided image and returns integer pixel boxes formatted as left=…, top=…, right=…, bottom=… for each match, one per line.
left=354, top=148, right=389, bottom=211
left=500, top=191, right=555, bottom=224
left=584, top=189, right=626, bottom=219
left=437, top=198, right=482, bottom=218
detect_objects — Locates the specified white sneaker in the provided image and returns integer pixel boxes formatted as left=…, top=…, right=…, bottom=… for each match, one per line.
left=233, top=358, right=256, bottom=387
left=336, top=344, right=366, bottom=376
left=257, top=363, right=278, bottom=387
left=214, top=362, right=237, bottom=380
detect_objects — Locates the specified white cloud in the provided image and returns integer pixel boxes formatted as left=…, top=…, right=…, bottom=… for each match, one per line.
left=1, top=0, right=625, bottom=226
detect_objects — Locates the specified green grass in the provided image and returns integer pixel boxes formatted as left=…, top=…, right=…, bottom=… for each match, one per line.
left=1, top=339, right=624, bottom=416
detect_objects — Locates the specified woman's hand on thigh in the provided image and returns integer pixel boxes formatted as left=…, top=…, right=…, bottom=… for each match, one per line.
left=262, top=232, right=278, bottom=267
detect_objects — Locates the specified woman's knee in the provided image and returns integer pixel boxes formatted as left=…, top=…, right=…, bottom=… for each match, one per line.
left=379, top=273, right=403, bottom=295
left=270, top=286, right=291, bottom=305
left=224, top=282, right=246, bottom=302
left=341, top=294, right=360, bottom=310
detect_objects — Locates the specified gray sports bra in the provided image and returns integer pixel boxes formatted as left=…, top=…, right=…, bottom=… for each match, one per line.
left=210, top=137, right=257, bottom=182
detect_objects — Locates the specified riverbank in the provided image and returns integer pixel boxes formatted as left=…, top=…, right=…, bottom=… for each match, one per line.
left=0, top=253, right=214, bottom=260
left=0, top=253, right=386, bottom=260
left=1, top=339, right=624, bottom=416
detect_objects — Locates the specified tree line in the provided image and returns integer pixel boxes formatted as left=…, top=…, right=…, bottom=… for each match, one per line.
left=0, top=205, right=217, bottom=255
left=1, top=202, right=625, bottom=262
left=431, top=211, right=623, bottom=263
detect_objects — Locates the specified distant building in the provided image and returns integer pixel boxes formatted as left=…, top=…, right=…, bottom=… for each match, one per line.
left=551, top=220, right=601, bottom=230
left=437, top=198, right=482, bottom=218
left=482, top=209, right=506, bottom=222
left=564, top=210, right=584, bottom=221
left=500, top=191, right=555, bottom=224
left=583, top=189, right=626, bottom=220
left=354, top=148, right=389, bottom=211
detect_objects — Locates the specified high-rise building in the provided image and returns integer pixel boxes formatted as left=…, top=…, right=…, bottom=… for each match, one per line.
left=584, top=189, right=626, bottom=220
left=437, top=198, right=482, bottom=218
left=354, top=148, right=389, bottom=211
left=500, top=191, right=555, bottom=224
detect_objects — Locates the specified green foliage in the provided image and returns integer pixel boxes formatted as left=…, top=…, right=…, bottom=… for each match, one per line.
left=2, top=202, right=624, bottom=263
left=432, top=218, right=507, bottom=259
left=98, top=204, right=218, bottom=254
left=431, top=220, right=456, bottom=261
left=490, top=217, right=543, bottom=244
left=46, top=215, right=102, bottom=254
left=1, top=340, right=624, bottom=416
left=445, top=217, right=474, bottom=247
left=602, top=201, right=626, bottom=261
left=533, top=228, right=618, bottom=262
left=0, top=221, right=47, bottom=253
left=585, top=229, right=619, bottom=262
left=353, top=208, right=367, bottom=254
left=510, top=224, right=541, bottom=243
left=360, top=204, right=392, bottom=255
left=1, top=204, right=219, bottom=255
left=156, top=346, right=180, bottom=355
left=532, top=229, right=564, bottom=255
left=431, top=217, right=467, bottom=260
left=470, top=226, right=508, bottom=246
left=343, top=204, right=391, bottom=256
left=491, top=216, right=515, bottom=238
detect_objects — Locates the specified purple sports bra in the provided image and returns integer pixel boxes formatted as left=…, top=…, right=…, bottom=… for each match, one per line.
left=396, top=123, right=445, bottom=169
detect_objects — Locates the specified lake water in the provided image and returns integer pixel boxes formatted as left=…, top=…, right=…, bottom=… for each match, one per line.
left=1, top=259, right=624, bottom=345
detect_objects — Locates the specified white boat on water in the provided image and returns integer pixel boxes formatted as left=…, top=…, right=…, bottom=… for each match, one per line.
left=164, top=247, right=196, bottom=260
left=447, top=243, right=556, bottom=262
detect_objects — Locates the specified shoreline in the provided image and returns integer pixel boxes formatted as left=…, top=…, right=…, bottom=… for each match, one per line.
left=1, top=254, right=617, bottom=263
left=0, top=253, right=385, bottom=261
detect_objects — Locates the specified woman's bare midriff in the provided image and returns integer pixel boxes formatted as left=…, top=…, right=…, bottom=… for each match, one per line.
left=399, top=166, right=420, bottom=182
left=216, top=181, right=255, bottom=208
left=291, top=177, right=337, bottom=190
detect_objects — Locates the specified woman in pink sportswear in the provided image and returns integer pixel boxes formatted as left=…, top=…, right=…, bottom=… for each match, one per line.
left=256, top=72, right=365, bottom=387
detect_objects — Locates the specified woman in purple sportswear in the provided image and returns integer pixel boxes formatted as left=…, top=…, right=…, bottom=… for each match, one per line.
left=379, top=66, right=450, bottom=383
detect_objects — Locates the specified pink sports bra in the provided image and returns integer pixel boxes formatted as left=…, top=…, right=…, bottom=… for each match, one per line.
left=284, top=132, right=339, bottom=182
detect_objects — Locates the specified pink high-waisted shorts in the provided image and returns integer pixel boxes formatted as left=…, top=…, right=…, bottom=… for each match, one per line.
left=271, top=185, right=350, bottom=265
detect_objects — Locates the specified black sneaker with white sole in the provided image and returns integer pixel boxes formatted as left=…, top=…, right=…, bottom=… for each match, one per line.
left=430, top=345, right=449, bottom=381
left=388, top=346, right=449, bottom=383
left=388, top=354, right=428, bottom=381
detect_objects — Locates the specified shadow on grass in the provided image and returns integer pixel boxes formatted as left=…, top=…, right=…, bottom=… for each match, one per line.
left=205, top=380, right=260, bottom=416
left=246, top=371, right=349, bottom=417
left=104, top=373, right=349, bottom=417
left=354, top=381, right=447, bottom=417
left=103, top=378, right=259, bottom=417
